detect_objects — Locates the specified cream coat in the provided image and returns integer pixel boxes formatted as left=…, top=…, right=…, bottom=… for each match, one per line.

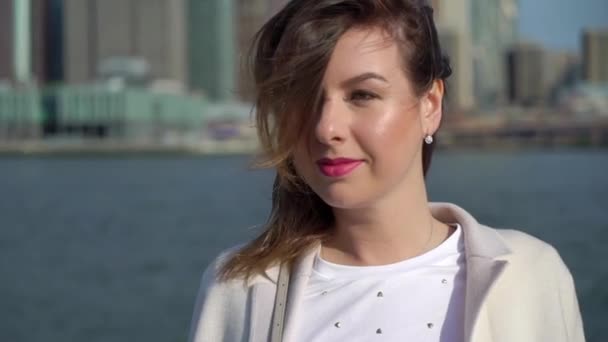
left=188, top=203, right=586, bottom=342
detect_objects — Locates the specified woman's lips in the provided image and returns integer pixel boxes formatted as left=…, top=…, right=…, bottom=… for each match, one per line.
left=316, top=158, right=363, bottom=177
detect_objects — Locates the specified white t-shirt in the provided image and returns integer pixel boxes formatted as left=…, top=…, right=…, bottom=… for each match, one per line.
left=296, top=224, right=466, bottom=342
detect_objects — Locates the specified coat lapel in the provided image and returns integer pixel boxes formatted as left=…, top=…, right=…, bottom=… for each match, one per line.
left=281, top=246, right=319, bottom=342
left=247, top=264, right=279, bottom=342
left=431, top=203, right=512, bottom=342
left=464, top=255, right=509, bottom=341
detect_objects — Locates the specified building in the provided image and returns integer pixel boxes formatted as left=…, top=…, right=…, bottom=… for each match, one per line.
left=43, top=0, right=66, bottom=84
left=0, top=0, right=50, bottom=140
left=0, top=0, right=14, bottom=83
left=434, top=0, right=476, bottom=112
left=188, top=0, right=236, bottom=101
left=0, top=0, right=49, bottom=86
left=63, top=0, right=187, bottom=87
left=582, top=29, right=608, bottom=84
left=470, top=0, right=519, bottom=108
left=236, top=0, right=270, bottom=101
left=507, top=42, right=546, bottom=106
left=188, top=0, right=289, bottom=102
left=50, top=85, right=206, bottom=140
left=543, top=51, right=579, bottom=106
left=235, top=0, right=288, bottom=101
left=0, top=88, right=44, bottom=140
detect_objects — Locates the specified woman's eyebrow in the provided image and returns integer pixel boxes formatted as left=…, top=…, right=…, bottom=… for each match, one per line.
left=340, top=72, right=389, bottom=88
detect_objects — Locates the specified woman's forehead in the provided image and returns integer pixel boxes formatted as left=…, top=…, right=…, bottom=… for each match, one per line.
left=324, top=27, right=405, bottom=84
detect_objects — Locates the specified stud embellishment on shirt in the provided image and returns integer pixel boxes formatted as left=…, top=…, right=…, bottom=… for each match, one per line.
left=376, top=328, right=383, bottom=334
left=334, top=322, right=341, bottom=328
left=427, top=323, right=434, bottom=329
left=321, top=291, right=328, bottom=296
left=377, top=291, right=383, bottom=297
left=441, top=279, right=448, bottom=284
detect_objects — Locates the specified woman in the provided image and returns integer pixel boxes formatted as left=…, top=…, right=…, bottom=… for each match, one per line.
left=188, top=0, right=585, bottom=341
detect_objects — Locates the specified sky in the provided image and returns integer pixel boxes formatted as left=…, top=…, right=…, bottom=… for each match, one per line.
left=518, top=0, right=608, bottom=51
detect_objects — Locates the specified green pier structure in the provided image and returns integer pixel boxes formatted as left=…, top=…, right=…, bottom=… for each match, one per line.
left=50, top=86, right=207, bottom=141
left=0, top=88, right=43, bottom=140
left=0, top=86, right=208, bottom=143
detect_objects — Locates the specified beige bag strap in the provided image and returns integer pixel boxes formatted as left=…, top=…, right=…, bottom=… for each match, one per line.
left=270, top=262, right=290, bottom=342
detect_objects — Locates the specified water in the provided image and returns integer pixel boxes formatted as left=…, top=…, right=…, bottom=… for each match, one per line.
left=0, top=150, right=606, bottom=342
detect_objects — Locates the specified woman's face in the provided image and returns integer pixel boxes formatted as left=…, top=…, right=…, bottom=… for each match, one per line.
left=292, top=26, right=443, bottom=209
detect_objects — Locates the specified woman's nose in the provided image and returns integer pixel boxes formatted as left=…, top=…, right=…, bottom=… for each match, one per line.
left=314, top=99, right=348, bottom=146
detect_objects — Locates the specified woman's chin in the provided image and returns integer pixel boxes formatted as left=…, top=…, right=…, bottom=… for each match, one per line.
left=316, top=186, right=371, bottom=210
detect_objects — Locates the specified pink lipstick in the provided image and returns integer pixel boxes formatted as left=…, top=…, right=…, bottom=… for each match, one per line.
left=316, top=158, right=363, bottom=178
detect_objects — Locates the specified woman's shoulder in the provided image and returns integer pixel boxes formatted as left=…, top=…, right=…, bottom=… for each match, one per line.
left=491, top=226, right=555, bottom=254
left=198, top=245, right=247, bottom=290
left=482, top=225, right=572, bottom=278
left=478, top=225, right=584, bottom=340
left=198, top=244, right=279, bottom=292
left=188, top=245, right=252, bottom=342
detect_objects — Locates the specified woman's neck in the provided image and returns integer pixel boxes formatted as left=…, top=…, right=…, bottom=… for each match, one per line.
left=321, top=185, right=454, bottom=266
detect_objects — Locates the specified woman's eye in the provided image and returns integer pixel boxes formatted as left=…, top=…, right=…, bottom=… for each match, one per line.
left=348, top=90, right=378, bottom=103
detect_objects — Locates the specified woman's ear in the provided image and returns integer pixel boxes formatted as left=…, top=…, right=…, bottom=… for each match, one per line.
left=420, top=79, right=444, bottom=135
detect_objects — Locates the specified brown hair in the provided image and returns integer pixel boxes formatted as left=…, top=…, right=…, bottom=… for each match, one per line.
left=220, top=0, right=452, bottom=281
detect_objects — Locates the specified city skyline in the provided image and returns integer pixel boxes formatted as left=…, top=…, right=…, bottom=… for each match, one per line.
left=1, top=0, right=607, bottom=148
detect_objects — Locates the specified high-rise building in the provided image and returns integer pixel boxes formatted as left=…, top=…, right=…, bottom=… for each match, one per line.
left=0, top=1, right=14, bottom=83
left=471, top=0, right=519, bottom=108
left=544, top=51, right=579, bottom=105
left=188, top=0, right=288, bottom=102
left=235, top=0, right=288, bottom=101
left=44, top=0, right=64, bottom=83
left=0, top=0, right=49, bottom=86
left=237, top=0, right=268, bottom=101
left=63, top=0, right=187, bottom=87
left=434, top=0, right=476, bottom=112
left=582, top=29, right=608, bottom=84
left=188, top=0, right=236, bottom=101
left=507, top=42, right=546, bottom=106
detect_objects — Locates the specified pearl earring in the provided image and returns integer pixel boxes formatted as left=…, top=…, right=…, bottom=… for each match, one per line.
left=424, top=135, right=434, bottom=144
